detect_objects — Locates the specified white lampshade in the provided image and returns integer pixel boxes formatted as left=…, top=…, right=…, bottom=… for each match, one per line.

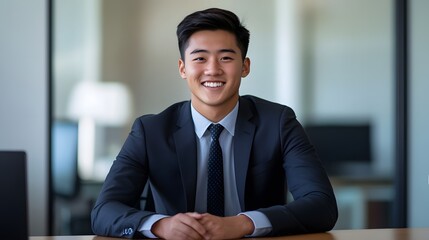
left=67, top=81, right=132, bottom=126
left=66, top=80, right=132, bottom=180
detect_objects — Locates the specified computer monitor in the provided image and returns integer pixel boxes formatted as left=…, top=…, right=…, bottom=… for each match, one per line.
left=51, top=120, right=79, bottom=198
left=0, top=151, right=28, bottom=240
left=304, top=123, right=372, bottom=175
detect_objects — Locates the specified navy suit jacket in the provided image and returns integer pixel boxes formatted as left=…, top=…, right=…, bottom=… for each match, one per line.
left=91, top=95, right=338, bottom=238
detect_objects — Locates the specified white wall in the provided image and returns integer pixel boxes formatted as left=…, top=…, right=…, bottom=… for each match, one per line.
left=0, top=0, right=48, bottom=235
left=409, top=0, right=429, bottom=227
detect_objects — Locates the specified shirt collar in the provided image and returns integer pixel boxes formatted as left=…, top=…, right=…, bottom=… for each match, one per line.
left=191, top=102, right=239, bottom=138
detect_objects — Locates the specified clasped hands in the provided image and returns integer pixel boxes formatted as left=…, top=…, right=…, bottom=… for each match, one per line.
left=151, top=212, right=255, bottom=240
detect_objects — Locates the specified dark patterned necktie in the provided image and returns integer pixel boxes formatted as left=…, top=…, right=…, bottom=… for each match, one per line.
left=207, top=123, right=224, bottom=216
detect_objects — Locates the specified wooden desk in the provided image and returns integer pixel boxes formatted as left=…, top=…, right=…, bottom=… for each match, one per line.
left=31, top=228, right=429, bottom=240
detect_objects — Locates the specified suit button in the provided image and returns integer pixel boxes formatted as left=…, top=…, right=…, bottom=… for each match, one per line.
left=123, top=227, right=133, bottom=235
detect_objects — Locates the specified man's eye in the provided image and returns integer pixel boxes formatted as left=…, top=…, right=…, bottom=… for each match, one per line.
left=193, top=57, right=205, bottom=61
left=221, top=56, right=233, bottom=61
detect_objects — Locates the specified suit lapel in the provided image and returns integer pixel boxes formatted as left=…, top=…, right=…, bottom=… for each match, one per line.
left=173, top=101, right=197, bottom=212
left=234, top=98, right=255, bottom=210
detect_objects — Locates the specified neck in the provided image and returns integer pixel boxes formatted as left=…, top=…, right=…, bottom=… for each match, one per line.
left=192, top=97, right=238, bottom=123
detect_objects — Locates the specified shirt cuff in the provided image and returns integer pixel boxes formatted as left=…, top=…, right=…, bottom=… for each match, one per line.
left=138, top=214, right=169, bottom=238
left=239, top=211, right=272, bottom=237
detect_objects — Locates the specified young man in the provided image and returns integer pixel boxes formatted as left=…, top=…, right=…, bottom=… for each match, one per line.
left=91, top=8, right=338, bottom=239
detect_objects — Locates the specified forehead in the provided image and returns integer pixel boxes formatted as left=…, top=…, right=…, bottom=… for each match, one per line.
left=185, top=30, right=240, bottom=53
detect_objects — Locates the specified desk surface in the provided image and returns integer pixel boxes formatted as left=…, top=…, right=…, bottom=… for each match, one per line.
left=31, top=228, right=429, bottom=240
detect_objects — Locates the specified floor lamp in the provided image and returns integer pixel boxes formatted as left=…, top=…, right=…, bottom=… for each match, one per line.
left=67, top=81, right=132, bottom=180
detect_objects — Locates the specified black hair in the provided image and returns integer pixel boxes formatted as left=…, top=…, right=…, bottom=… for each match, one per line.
left=176, top=8, right=250, bottom=60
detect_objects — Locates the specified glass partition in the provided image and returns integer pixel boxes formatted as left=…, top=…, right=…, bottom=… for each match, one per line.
left=408, top=0, right=429, bottom=227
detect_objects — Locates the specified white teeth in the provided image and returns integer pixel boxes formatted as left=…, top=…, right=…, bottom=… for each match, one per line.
left=203, top=82, right=224, bottom=88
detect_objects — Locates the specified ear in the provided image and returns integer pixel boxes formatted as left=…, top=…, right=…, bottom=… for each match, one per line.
left=241, top=57, right=251, bottom=78
left=178, top=58, right=187, bottom=79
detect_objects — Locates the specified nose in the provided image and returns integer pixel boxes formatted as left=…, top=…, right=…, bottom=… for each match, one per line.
left=204, top=59, right=223, bottom=75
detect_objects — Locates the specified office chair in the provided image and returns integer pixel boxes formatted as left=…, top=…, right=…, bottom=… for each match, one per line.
left=0, top=151, right=28, bottom=240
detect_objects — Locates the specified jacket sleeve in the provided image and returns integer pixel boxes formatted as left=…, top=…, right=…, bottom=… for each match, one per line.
left=91, top=118, right=153, bottom=238
left=259, top=107, right=338, bottom=236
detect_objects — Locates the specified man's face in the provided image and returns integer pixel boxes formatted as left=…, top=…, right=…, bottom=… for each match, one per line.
left=179, top=30, right=250, bottom=116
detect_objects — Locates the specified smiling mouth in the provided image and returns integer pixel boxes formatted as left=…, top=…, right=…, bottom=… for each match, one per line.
left=203, top=81, right=225, bottom=88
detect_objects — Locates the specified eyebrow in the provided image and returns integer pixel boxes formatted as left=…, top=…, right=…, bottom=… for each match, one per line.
left=189, top=48, right=237, bottom=55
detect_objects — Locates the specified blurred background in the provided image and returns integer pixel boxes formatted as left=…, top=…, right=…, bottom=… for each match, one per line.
left=51, top=0, right=395, bottom=234
left=1, top=0, right=428, bottom=236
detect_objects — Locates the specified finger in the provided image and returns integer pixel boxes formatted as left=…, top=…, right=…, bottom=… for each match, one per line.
left=187, top=212, right=204, bottom=219
left=154, top=214, right=204, bottom=240
left=178, top=213, right=207, bottom=237
left=198, top=213, right=218, bottom=225
left=176, top=226, right=204, bottom=240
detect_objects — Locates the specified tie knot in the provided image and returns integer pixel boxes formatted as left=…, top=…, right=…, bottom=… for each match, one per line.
left=209, top=124, right=224, bottom=140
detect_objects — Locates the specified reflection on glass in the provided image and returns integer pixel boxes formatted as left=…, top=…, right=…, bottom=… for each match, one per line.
left=409, top=0, right=429, bottom=227
left=52, top=0, right=394, bottom=234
